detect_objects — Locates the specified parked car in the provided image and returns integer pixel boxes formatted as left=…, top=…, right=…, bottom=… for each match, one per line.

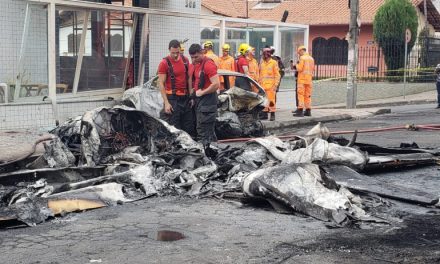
left=122, top=70, right=267, bottom=139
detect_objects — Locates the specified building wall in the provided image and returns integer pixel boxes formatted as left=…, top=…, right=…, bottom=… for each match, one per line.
left=309, top=25, right=375, bottom=50
left=148, top=0, right=201, bottom=79
left=0, top=0, right=48, bottom=87
left=308, top=23, right=427, bottom=77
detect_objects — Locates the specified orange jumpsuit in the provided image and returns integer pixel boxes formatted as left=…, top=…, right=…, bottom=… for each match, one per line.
left=218, top=55, right=235, bottom=90
left=206, top=50, right=220, bottom=67
left=247, top=56, right=259, bottom=93
left=259, top=58, right=280, bottom=113
left=247, top=57, right=259, bottom=81
left=296, top=52, right=315, bottom=110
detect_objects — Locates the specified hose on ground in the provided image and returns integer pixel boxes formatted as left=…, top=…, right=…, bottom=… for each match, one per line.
left=217, top=124, right=440, bottom=144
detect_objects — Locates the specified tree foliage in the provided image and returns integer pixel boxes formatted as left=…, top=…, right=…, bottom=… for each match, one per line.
left=373, top=0, right=418, bottom=75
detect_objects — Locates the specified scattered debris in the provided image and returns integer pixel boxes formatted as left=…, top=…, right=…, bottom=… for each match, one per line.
left=0, top=104, right=439, bottom=227
left=325, top=165, right=439, bottom=206
left=242, top=163, right=363, bottom=225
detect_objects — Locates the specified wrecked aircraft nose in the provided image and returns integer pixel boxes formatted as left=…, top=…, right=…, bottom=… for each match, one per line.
left=54, top=106, right=204, bottom=167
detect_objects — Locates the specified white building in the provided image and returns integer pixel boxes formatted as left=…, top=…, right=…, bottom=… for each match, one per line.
left=0, top=0, right=307, bottom=130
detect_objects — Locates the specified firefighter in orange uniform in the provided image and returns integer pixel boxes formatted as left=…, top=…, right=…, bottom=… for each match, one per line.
left=293, top=45, right=315, bottom=117
left=218, top=44, right=235, bottom=91
left=203, top=41, right=220, bottom=67
left=259, top=47, right=280, bottom=121
left=247, top=46, right=259, bottom=82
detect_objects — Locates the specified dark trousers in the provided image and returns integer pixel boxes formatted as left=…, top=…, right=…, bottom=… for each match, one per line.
left=163, top=95, right=196, bottom=138
left=295, top=78, right=299, bottom=108
left=437, top=82, right=440, bottom=106
left=195, top=93, right=218, bottom=145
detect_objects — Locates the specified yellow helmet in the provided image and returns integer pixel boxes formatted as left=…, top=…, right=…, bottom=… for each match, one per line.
left=222, top=43, right=231, bottom=51
left=238, top=43, right=250, bottom=55
left=297, top=45, right=306, bottom=53
left=203, top=40, right=214, bottom=48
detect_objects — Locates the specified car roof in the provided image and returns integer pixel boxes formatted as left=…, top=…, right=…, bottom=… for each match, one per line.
left=217, top=69, right=248, bottom=77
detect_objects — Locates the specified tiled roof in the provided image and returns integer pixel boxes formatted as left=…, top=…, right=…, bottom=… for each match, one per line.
left=202, top=0, right=440, bottom=29
left=202, top=0, right=249, bottom=18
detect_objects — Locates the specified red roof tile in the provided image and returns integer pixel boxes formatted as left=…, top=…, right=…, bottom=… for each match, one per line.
left=202, top=0, right=440, bottom=29
left=202, top=0, right=248, bottom=18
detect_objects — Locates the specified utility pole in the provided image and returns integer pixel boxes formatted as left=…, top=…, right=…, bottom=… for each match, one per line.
left=424, top=0, right=428, bottom=26
left=346, top=0, right=359, bottom=109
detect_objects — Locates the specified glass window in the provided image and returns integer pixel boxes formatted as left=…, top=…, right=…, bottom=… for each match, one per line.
left=280, top=28, right=305, bottom=66
left=200, top=27, right=220, bottom=53
left=56, top=9, right=134, bottom=92
left=9, top=4, right=49, bottom=100
left=234, top=76, right=252, bottom=91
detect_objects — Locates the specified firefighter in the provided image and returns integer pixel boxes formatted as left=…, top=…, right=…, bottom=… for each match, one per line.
left=247, top=46, right=259, bottom=82
left=236, top=43, right=250, bottom=75
left=179, top=42, right=185, bottom=55
left=203, top=40, right=220, bottom=67
left=179, top=38, right=188, bottom=55
left=259, top=47, right=280, bottom=121
left=293, top=45, right=315, bottom=117
left=158, top=39, right=195, bottom=137
left=269, top=46, right=285, bottom=96
left=218, top=43, right=235, bottom=91
left=188, top=43, right=220, bottom=146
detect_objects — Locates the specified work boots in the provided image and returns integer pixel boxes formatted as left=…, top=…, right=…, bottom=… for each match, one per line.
left=304, top=109, right=312, bottom=116
left=293, top=109, right=304, bottom=117
left=270, top=112, right=276, bottom=121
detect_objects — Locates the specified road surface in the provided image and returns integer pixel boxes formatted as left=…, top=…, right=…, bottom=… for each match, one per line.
left=1, top=104, right=439, bottom=264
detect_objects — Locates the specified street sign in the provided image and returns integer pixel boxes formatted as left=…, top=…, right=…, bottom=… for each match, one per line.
left=406, top=28, right=411, bottom=43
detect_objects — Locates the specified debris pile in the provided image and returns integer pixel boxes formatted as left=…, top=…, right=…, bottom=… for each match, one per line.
left=0, top=104, right=439, bottom=227
left=215, top=87, right=266, bottom=138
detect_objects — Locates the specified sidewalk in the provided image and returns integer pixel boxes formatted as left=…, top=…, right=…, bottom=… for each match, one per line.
left=0, top=90, right=437, bottom=163
left=263, top=107, right=390, bottom=132
left=315, top=89, right=437, bottom=109
left=263, top=89, right=437, bottom=132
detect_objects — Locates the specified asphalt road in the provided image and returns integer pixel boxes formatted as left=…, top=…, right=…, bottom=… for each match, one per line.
left=1, top=104, right=440, bottom=264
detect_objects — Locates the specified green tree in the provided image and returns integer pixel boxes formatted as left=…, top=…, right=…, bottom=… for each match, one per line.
left=373, top=0, right=418, bottom=76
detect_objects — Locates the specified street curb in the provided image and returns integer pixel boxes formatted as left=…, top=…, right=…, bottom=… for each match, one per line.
left=315, top=99, right=437, bottom=109
left=262, top=108, right=391, bottom=131
left=262, top=114, right=353, bottom=131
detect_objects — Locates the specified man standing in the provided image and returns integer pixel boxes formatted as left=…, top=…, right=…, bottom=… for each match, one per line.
left=293, top=45, right=315, bottom=117
left=189, top=43, right=220, bottom=145
left=218, top=44, right=235, bottom=91
left=203, top=41, right=220, bottom=67
left=247, top=46, right=259, bottom=82
left=259, top=47, right=280, bottom=121
left=236, top=43, right=250, bottom=75
left=158, top=39, right=195, bottom=137
left=269, top=46, right=285, bottom=94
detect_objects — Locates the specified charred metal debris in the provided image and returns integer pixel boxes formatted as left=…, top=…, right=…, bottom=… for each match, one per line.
left=0, top=105, right=439, bottom=227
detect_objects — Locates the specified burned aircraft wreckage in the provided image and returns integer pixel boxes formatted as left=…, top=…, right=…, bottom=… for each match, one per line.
left=0, top=87, right=439, bottom=227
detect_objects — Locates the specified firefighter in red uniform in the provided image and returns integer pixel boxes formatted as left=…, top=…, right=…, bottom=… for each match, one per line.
left=236, top=43, right=250, bottom=75
left=158, top=39, right=195, bottom=137
left=188, top=43, right=220, bottom=146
